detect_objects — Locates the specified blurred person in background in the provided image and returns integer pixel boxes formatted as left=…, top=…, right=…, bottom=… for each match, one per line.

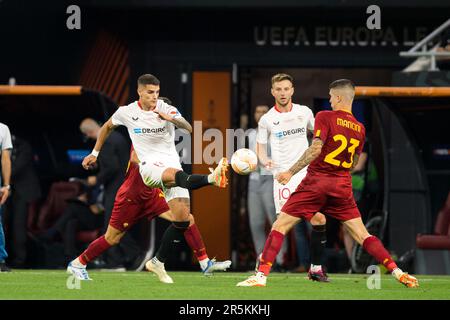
left=38, top=182, right=104, bottom=259
left=0, top=122, right=12, bottom=272
left=6, top=135, right=41, bottom=268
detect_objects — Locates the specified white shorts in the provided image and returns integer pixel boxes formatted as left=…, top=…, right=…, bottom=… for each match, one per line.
left=138, top=157, right=190, bottom=202
left=164, top=186, right=190, bottom=202
left=273, top=169, right=307, bottom=213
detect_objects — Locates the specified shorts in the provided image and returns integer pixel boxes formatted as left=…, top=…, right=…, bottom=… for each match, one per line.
left=138, top=157, right=175, bottom=188
left=164, top=186, right=190, bottom=202
left=109, top=189, right=170, bottom=232
left=273, top=169, right=307, bottom=213
left=281, top=172, right=361, bottom=222
left=138, top=156, right=189, bottom=202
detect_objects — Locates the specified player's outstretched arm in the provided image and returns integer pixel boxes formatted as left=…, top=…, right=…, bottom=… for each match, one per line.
left=288, top=138, right=323, bottom=175
left=82, top=118, right=117, bottom=170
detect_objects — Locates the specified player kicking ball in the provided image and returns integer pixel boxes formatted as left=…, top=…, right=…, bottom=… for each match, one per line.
left=237, top=79, right=419, bottom=288
left=68, top=74, right=231, bottom=281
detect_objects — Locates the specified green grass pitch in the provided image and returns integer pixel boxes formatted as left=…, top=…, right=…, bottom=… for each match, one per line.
left=1, top=270, right=449, bottom=300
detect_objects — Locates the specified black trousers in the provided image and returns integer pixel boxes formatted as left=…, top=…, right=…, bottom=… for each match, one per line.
left=54, top=202, right=103, bottom=257
left=8, top=193, right=29, bottom=264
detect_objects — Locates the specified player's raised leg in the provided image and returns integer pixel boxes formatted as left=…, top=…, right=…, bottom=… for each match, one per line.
left=67, top=225, right=125, bottom=280
left=134, top=150, right=229, bottom=190
left=343, top=217, right=419, bottom=288
left=237, top=212, right=300, bottom=287
left=308, top=212, right=329, bottom=282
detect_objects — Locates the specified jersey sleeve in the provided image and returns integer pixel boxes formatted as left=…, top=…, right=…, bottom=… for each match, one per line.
left=111, top=106, right=127, bottom=126
left=157, top=100, right=183, bottom=119
left=313, top=111, right=329, bottom=143
left=306, top=108, right=315, bottom=131
left=356, top=127, right=366, bottom=155
left=256, top=116, right=269, bottom=144
left=1, top=125, right=13, bottom=150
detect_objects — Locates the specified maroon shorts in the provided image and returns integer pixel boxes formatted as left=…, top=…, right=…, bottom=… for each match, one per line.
left=109, top=189, right=170, bottom=232
left=281, top=172, right=361, bottom=222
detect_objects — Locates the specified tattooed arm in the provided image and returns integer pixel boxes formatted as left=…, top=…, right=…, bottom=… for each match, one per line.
left=288, top=138, right=323, bottom=175
left=276, top=138, right=323, bottom=185
left=154, top=110, right=193, bottom=133
left=169, top=117, right=193, bottom=133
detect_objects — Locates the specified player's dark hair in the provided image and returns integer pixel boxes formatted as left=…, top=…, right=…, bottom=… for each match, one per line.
left=271, top=73, right=294, bottom=86
left=159, top=96, right=172, bottom=105
left=137, top=74, right=160, bottom=87
left=329, top=79, right=355, bottom=90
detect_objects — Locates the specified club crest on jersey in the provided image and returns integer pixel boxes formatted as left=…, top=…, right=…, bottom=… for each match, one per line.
left=153, top=161, right=164, bottom=167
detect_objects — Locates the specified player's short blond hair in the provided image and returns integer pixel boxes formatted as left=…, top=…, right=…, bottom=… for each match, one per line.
left=271, top=73, right=294, bottom=87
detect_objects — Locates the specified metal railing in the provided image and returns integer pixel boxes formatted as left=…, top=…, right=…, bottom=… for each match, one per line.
left=400, top=18, right=450, bottom=71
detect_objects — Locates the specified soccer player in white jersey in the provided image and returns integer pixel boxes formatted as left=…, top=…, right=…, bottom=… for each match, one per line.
left=77, top=74, right=230, bottom=280
left=254, top=73, right=329, bottom=281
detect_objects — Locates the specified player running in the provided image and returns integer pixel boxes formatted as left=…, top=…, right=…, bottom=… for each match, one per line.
left=237, top=79, right=419, bottom=288
left=255, top=73, right=327, bottom=280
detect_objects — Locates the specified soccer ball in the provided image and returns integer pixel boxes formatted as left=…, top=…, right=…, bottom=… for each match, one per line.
left=231, top=148, right=258, bottom=175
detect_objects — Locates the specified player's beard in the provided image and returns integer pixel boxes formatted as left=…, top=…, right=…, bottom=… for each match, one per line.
left=277, top=98, right=291, bottom=108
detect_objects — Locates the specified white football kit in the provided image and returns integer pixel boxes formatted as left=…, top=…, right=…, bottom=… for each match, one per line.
left=111, top=100, right=189, bottom=201
left=256, top=104, right=315, bottom=213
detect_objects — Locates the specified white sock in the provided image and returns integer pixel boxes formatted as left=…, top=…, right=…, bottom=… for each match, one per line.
left=199, top=258, right=210, bottom=270
left=391, top=267, right=403, bottom=279
left=310, top=264, right=322, bottom=272
left=72, top=258, right=85, bottom=268
left=207, top=173, right=214, bottom=184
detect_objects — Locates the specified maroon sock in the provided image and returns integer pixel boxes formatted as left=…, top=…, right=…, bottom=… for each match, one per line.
left=184, top=224, right=208, bottom=261
left=363, top=236, right=397, bottom=272
left=78, top=235, right=112, bottom=265
left=258, top=230, right=285, bottom=276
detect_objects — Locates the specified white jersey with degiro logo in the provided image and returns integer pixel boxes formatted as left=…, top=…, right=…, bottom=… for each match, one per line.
left=256, top=103, right=314, bottom=174
left=111, top=100, right=181, bottom=166
left=256, top=103, right=315, bottom=213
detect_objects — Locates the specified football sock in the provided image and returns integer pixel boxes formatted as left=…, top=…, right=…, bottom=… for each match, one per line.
left=175, top=171, right=210, bottom=190
left=156, top=222, right=189, bottom=263
left=362, top=236, right=398, bottom=272
left=310, top=264, right=322, bottom=272
left=310, top=224, right=326, bottom=267
left=258, top=230, right=285, bottom=276
left=184, top=224, right=208, bottom=262
left=78, top=235, right=111, bottom=265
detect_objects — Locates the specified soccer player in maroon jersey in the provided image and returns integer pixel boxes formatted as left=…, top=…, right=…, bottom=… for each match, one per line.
left=68, top=158, right=229, bottom=282
left=237, top=79, right=419, bottom=288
